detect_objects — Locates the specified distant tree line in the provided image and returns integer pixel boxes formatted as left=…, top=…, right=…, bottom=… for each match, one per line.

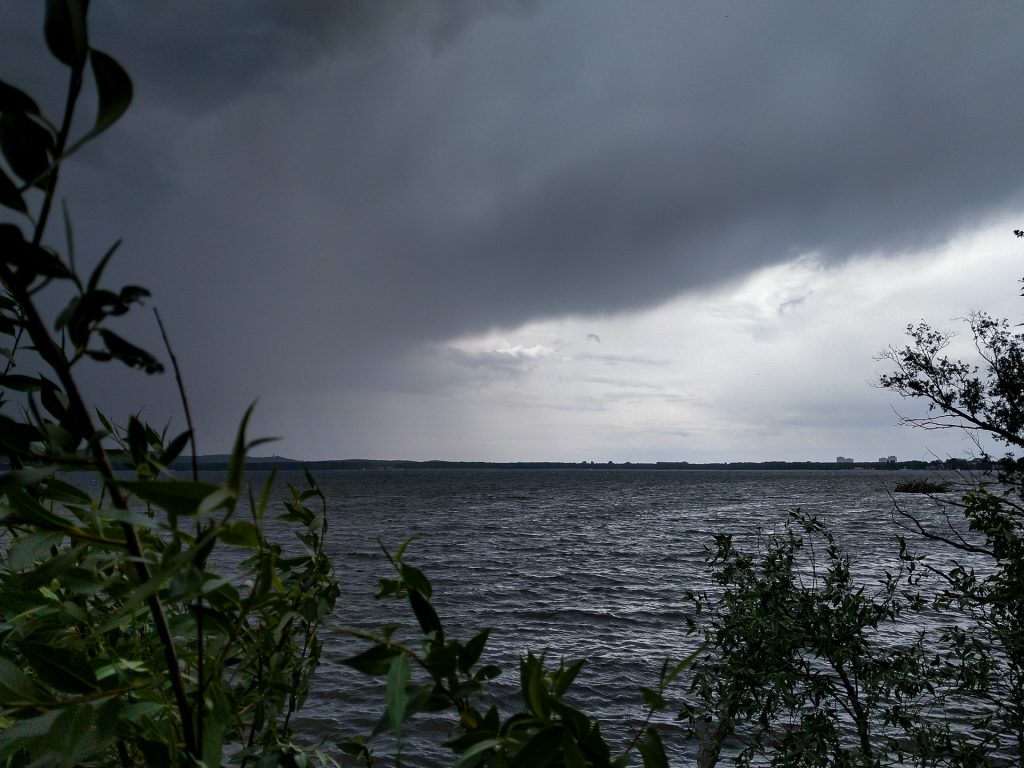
left=151, top=457, right=991, bottom=473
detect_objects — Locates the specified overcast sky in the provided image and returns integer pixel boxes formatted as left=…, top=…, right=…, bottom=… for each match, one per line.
left=4, top=1, right=1023, bottom=462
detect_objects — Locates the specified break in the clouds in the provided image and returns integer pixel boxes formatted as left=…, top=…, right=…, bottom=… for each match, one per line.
left=3, top=2, right=1023, bottom=460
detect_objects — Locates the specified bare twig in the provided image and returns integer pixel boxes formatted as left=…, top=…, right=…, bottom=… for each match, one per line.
left=153, top=308, right=198, bottom=482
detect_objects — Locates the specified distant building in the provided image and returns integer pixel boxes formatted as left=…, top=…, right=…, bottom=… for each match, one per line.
left=887, top=455, right=897, bottom=464
left=836, top=456, right=855, bottom=463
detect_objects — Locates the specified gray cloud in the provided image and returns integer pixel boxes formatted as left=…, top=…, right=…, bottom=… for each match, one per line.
left=777, top=295, right=808, bottom=315
left=442, top=343, right=553, bottom=377
left=3, top=1, right=1022, bottom=455
left=574, top=353, right=671, bottom=368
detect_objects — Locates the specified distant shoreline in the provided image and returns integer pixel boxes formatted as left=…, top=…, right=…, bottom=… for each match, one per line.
left=170, top=456, right=988, bottom=472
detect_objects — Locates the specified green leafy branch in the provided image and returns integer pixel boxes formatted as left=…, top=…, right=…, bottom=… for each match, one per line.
left=341, top=540, right=695, bottom=768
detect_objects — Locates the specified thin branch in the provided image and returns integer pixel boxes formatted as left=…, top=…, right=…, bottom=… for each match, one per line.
left=154, top=306, right=205, bottom=750
left=1, top=260, right=197, bottom=756
left=153, top=308, right=198, bottom=482
left=116, top=739, right=132, bottom=768
left=893, top=506, right=993, bottom=557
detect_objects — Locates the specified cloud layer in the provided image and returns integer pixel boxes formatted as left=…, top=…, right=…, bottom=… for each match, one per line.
left=3, top=2, right=1022, bottom=458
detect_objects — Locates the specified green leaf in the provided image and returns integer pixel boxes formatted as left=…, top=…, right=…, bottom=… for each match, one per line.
left=460, top=628, right=490, bottom=671
left=20, top=642, right=97, bottom=693
left=0, top=113, right=53, bottom=188
left=337, top=737, right=374, bottom=761
left=85, top=239, right=121, bottom=294
left=453, top=738, right=503, bottom=768
left=662, top=644, right=705, bottom=688
left=0, top=79, right=41, bottom=114
left=120, top=701, right=165, bottom=724
left=50, top=704, right=105, bottom=765
left=386, top=653, right=411, bottom=735
left=228, top=403, right=255, bottom=493
left=98, top=329, right=163, bottom=373
left=403, top=682, right=436, bottom=719
left=58, top=566, right=106, bottom=596
left=0, top=166, right=26, bottom=214
left=561, top=731, right=586, bottom=768
left=93, top=658, right=147, bottom=681
left=202, top=683, right=229, bottom=768
left=0, top=223, right=69, bottom=277
left=0, top=709, right=60, bottom=751
left=582, top=720, right=612, bottom=765
left=521, top=654, right=549, bottom=720
left=553, top=658, right=585, bottom=698
left=0, top=657, right=43, bottom=704
left=39, top=377, right=71, bottom=425
left=92, top=505, right=163, bottom=531
left=550, top=701, right=592, bottom=740
left=409, top=588, right=443, bottom=639
left=157, top=429, right=192, bottom=466
left=95, top=552, right=187, bottom=632
left=375, top=576, right=401, bottom=599
left=0, top=313, right=19, bottom=337
left=637, top=727, right=669, bottom=768
left=45, top=0, right=89, bottom=70
left=119, top=479, right=223, bottom=517
left=342, top=644, right=401, bottom=676
left=0, top=466, right=57, bottom=492
left=191, top=605, right=234, bottom=636
left=0, top=416, right=41, bottom=453
left=476, top=664, right=502, bottom=681
left=219, top=520, right=260, bottom=548
left=509, top=726, right=565, bottom=768
left=0, top=373, right=40, bottom=391
left=639, top=686, right=668, bottom=711
left=37, top=477, right=92, bottom=505
left=86, top=49, right=132, bottom=138
left=126, top=414, right=147, bottom=466
left=6, top=531, right=64, bottom=571
left=1, top=486, right=75, bottom=531
left=195, top=486, right=235, bottom=518
left=253, top=468, right=276, bottom=526
left=400, top=562, right=433, bottom=598
left=394, top=534, right=419, bottom=563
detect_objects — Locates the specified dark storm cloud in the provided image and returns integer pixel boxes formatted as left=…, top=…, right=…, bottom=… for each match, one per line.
left=3, top=1, right=1022, bottom=452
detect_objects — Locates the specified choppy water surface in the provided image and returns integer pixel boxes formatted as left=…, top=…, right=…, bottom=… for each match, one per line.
left=246, top=468, right=971, bottom=765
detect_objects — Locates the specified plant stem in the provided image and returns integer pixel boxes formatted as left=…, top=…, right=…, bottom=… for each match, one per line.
left=0, top=262, right=198, bottom=756
left=154, top=306, right=204, bottom=751
left=833, top=659, right=873, bottom=764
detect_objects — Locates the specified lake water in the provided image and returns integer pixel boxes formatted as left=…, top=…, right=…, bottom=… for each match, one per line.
left=248, top=468, right=974, bottom=765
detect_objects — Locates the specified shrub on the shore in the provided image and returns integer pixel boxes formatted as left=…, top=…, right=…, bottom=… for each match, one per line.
left=893, top=478, right=952, bottom=493
left=0, top=5, right=339, bottom=765
left=675, top=240, right=1024, bottom=765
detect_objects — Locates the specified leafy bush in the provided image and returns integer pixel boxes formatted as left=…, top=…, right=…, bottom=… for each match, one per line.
left=892, top=479, right=951, bottom=494
left=0, top=4, right=338, bottom=765
left=680, top=239, right=1024, bottom=766
left=339, top=539, right=696, bottom=768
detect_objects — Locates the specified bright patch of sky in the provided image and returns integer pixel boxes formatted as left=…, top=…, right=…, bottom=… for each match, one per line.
left=343, top=214, right=1020, bottom=463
